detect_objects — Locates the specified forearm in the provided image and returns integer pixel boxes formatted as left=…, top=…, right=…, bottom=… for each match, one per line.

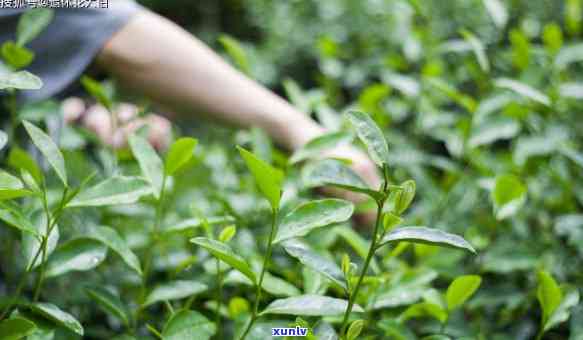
left=96, top=10, right=323, bottom=150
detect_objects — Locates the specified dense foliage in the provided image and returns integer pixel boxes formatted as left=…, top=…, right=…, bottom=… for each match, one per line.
left=2, top=0, right=583, bottom=339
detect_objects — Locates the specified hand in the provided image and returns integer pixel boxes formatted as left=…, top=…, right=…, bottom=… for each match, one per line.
left=62, top=98, right=172, bottom=151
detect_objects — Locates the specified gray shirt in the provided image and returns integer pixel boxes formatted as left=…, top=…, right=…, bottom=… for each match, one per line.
left=0, top=1, right=140, bottom=102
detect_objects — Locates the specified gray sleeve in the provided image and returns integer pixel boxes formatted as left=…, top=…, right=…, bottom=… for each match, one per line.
left=0, top=1, right=142, bottom=102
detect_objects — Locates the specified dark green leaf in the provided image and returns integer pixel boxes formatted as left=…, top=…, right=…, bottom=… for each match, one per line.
left=0, top=170, right=32, bottom=200
left=162, top=310, right=216, bottom=340
left=378, top=226, right=476, bottom=253
left=85, top=286, right=130, bottom=326
left=274, top=199, right=353, bottom=244
left=28, top=303, right=83, bottom=336
left=225, top=270, right=300, bottom=297
left=219, top=34, right=250, bottom=75
left=80, top=76, right=113, bottom=111
left=491, top=174, right=527, bottom=220
left=45, top=239, right=107, bottom=278
left=144, top=281, right=208, bottom=307
left=67, top=176, right=151, bottom=207
left=190, top=237, right=256, bottom=283
left=0, top=317, right=36, bottom=340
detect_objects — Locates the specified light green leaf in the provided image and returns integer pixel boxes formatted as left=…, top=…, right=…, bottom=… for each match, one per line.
left=482, top=0, right=508, bottom=28
left=446, top=275, right=482, bottom=310
left=78, top=225, right=142, bottom=276
left=0, top=170, right=32, bottom=200
left=537, top=271, right=563, bottom=327
left=468, top=118, right=520, bottom=148
left=390, top=180, right=416, bottom=215
left=165, top=137, right=198, bottom=176
left=129, top=134, right=164, bottom=199
left=346, top=110, right=390, bottom=167
left=80, top=76, right=113, bottom=111
left=16, top=8, right=54, bottom=46
left=0, top=71, right=42, bottom=90
left=8, top=147, right=42, bottom=185
left=144, top=281, right=208, bottom=307
left=378, top=227, right=476, bottom=253
left=460, top=29, right=489, bottom=72
left=0, top=317, right=36, bottom=340
left=555, top=43, right=583, bottom=70
left=0, top=130, right=6, bottom=150
left=85, top=286, right=130, bottom=326
left=509, top=29, right=530, bottom=70
left=282, top=239, right=347, bottom=291
left=544, top=288, right=580, bottom=332
left=494, top=78, right=550, bottom=106
left=302, top=159, right=380, bottom=200
left=163, top=216, right=236, bottom=234
left=67, top=176, right=151, bottom=208
left=274, top=199, right=353, bottom=244
left=491, top=174, right=527, bottom=220
left=219, top=34, right=250, bottom=75
left=190, top=237, right=256, bottom=283
left=382, top=212, right=402, bottom=232
left=45, top=239, right=107, bottom=278
left=23, top=121, right=67, bottom=187
left=23, top=213, right=59, bottom=269
left=346, top=319, right=365, bottom=340
left=1, top=41, right=34, bottom=69
left=0, top=202, right=37, bottom=235
left=162, top=310, right=216, bottom=340
left=260, top=295, right=363, bottom=316
left=290, top=131, right=352, bottom=164
left=543, top=23, right=564, bottom=55
left=237, top=146, right=283, bottom=210
left=225, top=270, right=301, bottom=297
left=218, top=225, right=237, bottom=243
left=28, top=303, right=83, bottom=336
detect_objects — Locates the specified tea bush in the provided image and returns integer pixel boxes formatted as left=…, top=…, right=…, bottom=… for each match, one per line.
left=1, top=1, right=583, bottom=339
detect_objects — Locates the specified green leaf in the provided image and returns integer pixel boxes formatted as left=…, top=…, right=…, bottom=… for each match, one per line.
left=290, top=131, right=353, bottom=164
left=237, top=146, right=283, bottom=210
left=460, top=29, right=489, bottom=72
left=16, top=8, right=54, bottom=46
left=1, top=41, right=34, bottom=69
left=28, top=303, right=83, bottom=336
left=0, top=170, right=32, bottom=200
left=260, top=295, right=363, bottom=316
left=163, top=216, right=236, bottom=234
left=282, top=239, right=347, bottom=291
left=45, top=239, right=107, bottom=278
left=23, top=121, right=67, bottom=187
left=302, top=159, right=380, bottom=200
left=0, top=202, right=37, bottom=235
left=165, top=137, right=198, bottom=176
left=468, top=118, right=520, bottom=148
left=346, top=110, right=390, bottom=167
left=543, top=23, right=564, bottom=55
left=66, top=176, right=151, bottom=208
left=0, top=71, right=42, bottom=90
left=78, top=225, right=142, bottom=276
left=0, top=130, right=6, bottom=150
left=537, top=271, right=563, bottom=327
left=491, top=174, right=527, bottom=220
left=85, top=286, right=130, bottom=326
left=494, top=78, right=550, bottom=106
left=555, top=43, right=583, bottom=70
left=509, top=29, right=530, bottom=70
left=8, top=147, right=42, bottom=185
left=23, top=213, right=59, bottom=269
left=190, top=237, right=256, bottom=283
left=389, top=180, right=416, bottom=215
left=225, top=270, right=301, bottom=297
left=382, top=212, right=402, bottom=232
left=144, top=280, right=208, bottom=307
left=0, top=317, right=36, bottom=340
left=378, top=227, right=476, bottom=253
left=80, top=76, right=113, bottom=111
left=544, top=287, right=580, bottom=332
left=162, top=310, right=216, bottom=340
left=274, top=199, right=354, bottom=244
left=401, top=302, right=447, bottom=323
left=219, top=34, right=250, bottom=75
left=446, top=275, right=482, bottom=310
left=218, top=225, right=237, bottom=243
left=346, top=319, right=365, bottom=340
left=129, top=134, right=164, bottom=199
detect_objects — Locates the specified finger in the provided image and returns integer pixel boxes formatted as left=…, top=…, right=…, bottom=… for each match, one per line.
left=61, top=97, right=86, bottom=124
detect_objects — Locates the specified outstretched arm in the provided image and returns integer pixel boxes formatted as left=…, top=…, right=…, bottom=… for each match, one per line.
left=95, top=8, right=380, bottom=193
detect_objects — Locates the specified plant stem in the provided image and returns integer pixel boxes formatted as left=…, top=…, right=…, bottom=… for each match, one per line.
left=214, top=258, right=223, bottom=340
left=238, top=208, right=279, bottom=340
left=339, top=201, right=384, bottom=337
